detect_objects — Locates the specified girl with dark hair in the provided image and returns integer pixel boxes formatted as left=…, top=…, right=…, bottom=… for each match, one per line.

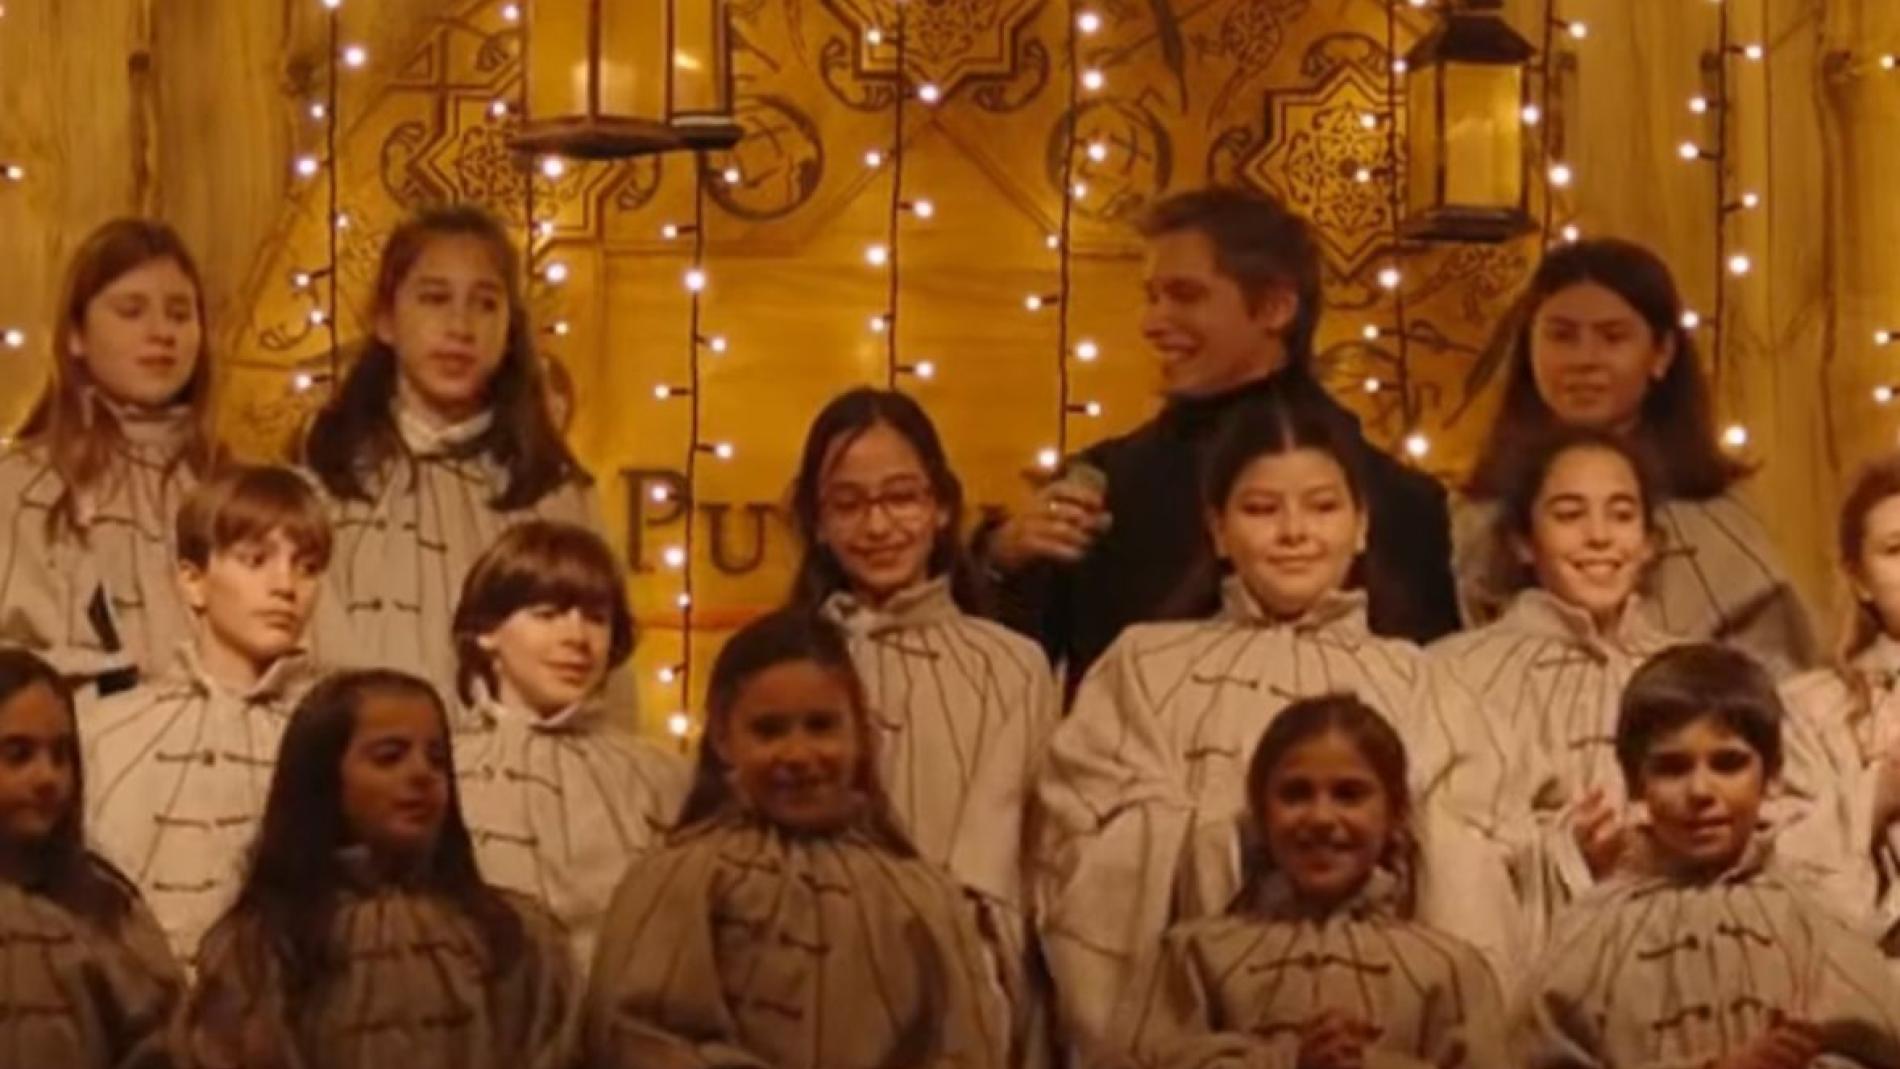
left=1113, top=695, right=1507, bottom=1069
left=583, top=609, right=1011, bottom=1069
left=1457, top=238, right=1815, bottom=678
left=86, top=463, right=331, bottom=962
left=1777, top=452, right=1900, bottom=940
left=450, top=520, right=686, bottom=975
left=1431, top=428, right=1681, bottom=945
left=785, top=387, right=1056, bottom=1029
left=1515, top=644, right=1900, bottom=1069
left=1033, top=378, right=1522, bottom=1051
left=0, top=218, right=222, bottom=692
left=0, top=647, right=182, bottom=1066
left=179, top=668, right=577, bottom=1069
left=302, top=203, right=605, bottom=701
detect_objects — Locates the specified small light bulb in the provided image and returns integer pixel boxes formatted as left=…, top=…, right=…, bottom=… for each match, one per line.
left=1722, top=424, right=1749, bottom=448
left=1, top=164, right=22, bottom=182
left=676, top=592, right=693, bottom=609
left=864, top=149, right=884, bottom=168
left=1362, top=325, right=1382, bottom=341
left=292, top=372, right=315, bottom=392
left=1549, top=162, right=1574, bottom=187
left=1071, top=181, right=1089, bottom=198
left=917, top=83, right=942, bottom=104
left=342, top=44, right=367, bottom=67
left=1086, top=141, right=1109, bottom=162
left=552, top=320, right=571, bottom=336
left=1391, top=58, right=1409, bottom=74
left=544, top=262, right=570, bottom=284
left=1876, top=329, right=1895, bottom=346
left=1081, top=68, right=1105, bottom=91
left=1741, top=191, right=1761, bottom=209
left=1353, top=167, right=1374, bottom=184
left=1560, top=224, right=1582, bottom=243
left=1025, top=295, right=1045, bottom=311
left=865, top=27, right=884, bottom=46
left=1567, top=20, right=1589, bottom=40
left=865, top=244, right=890, bottom=266
left=1682, top=310, right=1704, bottom=330
left=1743, top=42, right=1764, bottom=61
left=1082, top=401, right=1103, bottom=417
left=488, top=100, right=508, bottom=118
left=1, top=329, right=25, bottom=349
left=1077, top=10, right=1102, bottom=34
left=914, top=361, right=936, bottom=379
left=661, top=223, right=680, bottom=240
left=684, top=268, right=707, bottom=292
left=667, top=713, right=692, bottom=737
left=1378, top=267, right=1402, bottom=290
left=501, top=2, right=520, bottom=21
left=1521, top=104, right=1542, bottom=125
left=1727, top=253, right=1752, bottom=276
left=722, top=166, right=742, bottom=184
left=1689, top=95, right=1710, bottom=114
left=1882, top=54, right=1898, bottom=71
left=1359, top=112, right=1378, bottom=130
left=869, top=314, right=890, bottom=333
left=654, top=385, right=675, bottom=400
left=663, top=546, right=687, bottom=569
left=537, top=221, right=556, bottom=239
left=713, top=442, right=735, bottom=460
left=294, top=155, right=320, bottom=178
left=657, top=665, right=677, bottom=684
left=1679, top=141, right=1703, bottom=161
left=1036, top=448, right=1060, bottom=471
left=650, top=485, right=671, bottom=503
left=541, top=156, right=566, bottom=178
left=292, top=271, right=313, bottom=290
left=1404, top=433, right=1430, bottom=459
left=333, top=212, right=350, bottom=229
left=1363, top=377, right=1382, bottom=394
left=309, top=102, right=327, bottom=120
left=308, top=308, right=328, bottom=326
left=1876, top=385, right=1895, bottom=405
left=322, top=0, right=341, bottom=9
left=1045, top=233, right=1062, bottom=250
left=1075, top=339, right=1100, bottom=362
left=707, top=335, right=728, bottom=353
left=911, top=199, right=935, bottom=218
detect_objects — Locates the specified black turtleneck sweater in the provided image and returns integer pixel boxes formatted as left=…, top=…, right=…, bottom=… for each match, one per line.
left=980, top=371, right=1459, bottom=694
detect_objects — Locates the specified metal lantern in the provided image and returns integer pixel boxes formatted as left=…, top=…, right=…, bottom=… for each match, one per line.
left=1401, top=0, right=1536, bottom=242
left=513, top=0, right=742, bottom=160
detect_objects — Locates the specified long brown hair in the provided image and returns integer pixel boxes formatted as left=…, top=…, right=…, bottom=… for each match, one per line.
left=214, top=669, right=523, bottom=1008
left=301, top=205, right=586, bottom=509
left=1467, top=239, right=1747, bottom=502
left=675, top=609, right=914, bottom=854
left=1834, top=453, right=1900, bottom=727
left=450, top=520, right=635, bottom=705
left=14, top=218, right=219, bottom=539
left=0, top=647, right=140, bottom=930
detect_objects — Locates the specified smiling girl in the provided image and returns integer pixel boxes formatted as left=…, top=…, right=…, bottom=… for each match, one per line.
left=583, top=609, right=1011, bottom=1069
left=1033, top=379, right=1522, bottom=1051
left=1432, top=428, right=1680, bottom=943
left=1458, top=240, right=1814, bottom=678
left=0, top=219, right=220, bottom=693
left=302, top=205, right=603, bottom=701
left=1113, top=695, right=1507, bottom=1069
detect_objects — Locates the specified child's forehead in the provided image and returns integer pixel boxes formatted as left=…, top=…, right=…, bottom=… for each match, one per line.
left=731, top=661, right=859, bottom=715
left=1645, top=711, right=1754, bottom=750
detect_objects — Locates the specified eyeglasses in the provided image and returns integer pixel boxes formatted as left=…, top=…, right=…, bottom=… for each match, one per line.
left=819, top=481, right=936, bottom=527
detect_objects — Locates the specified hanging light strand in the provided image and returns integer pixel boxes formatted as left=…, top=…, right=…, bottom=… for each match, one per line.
left=322, top=1, right=344, bottom=381
left=1381, top=1, right=1418, bottom=441
left=674, top=158, right=712, bottom=750
left=1053, top=2, right=1083, bottom=458
left=882, top=7, right=911, bottom=388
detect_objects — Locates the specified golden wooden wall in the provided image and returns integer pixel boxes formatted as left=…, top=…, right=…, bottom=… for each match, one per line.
left=2, top=0, right=1895, bottom=724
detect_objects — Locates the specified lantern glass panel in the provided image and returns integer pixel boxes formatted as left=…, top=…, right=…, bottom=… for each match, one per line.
left=1441, top=61, right=1524, bottom=208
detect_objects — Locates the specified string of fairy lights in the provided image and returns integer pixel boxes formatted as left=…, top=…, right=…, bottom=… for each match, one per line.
left=285, top=0, right=362, bottom=395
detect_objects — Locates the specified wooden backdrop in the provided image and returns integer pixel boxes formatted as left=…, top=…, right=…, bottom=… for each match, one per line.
left=1, top=0, right=1894, bottom=728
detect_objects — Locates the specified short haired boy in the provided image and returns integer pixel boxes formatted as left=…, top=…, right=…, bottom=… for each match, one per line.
left=1514, top=644, right=1900, bottom=1069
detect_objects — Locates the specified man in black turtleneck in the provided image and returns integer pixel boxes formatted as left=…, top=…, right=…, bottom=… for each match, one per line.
left=975, top=187, right=1459, bottom=693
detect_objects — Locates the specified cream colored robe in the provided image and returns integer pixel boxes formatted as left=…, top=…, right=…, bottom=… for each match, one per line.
left=821, top=578, right=1060, bottom=1066
left=583, top=810, right=1013, bottom=1069
left=1452, top=493, right=1817, bottom=679
left=83, top=647, right=319, bottom=963
left=454, top=685, right=689, bottom=974
left=1512, top=839, right=1900, bottom=1069
left=179, top=854, right=578, bottom=1069
left=1429, top=589, right=1679, bottom=945
left=1778, top=635, right=1900, bottom=944
left=1033, top=581, right=1526, bottom=1051
left=1109, top=871, right=1509, bottom=1069
left=308, top=408, right=601, bottom=704
left=0, top=857, right=184, bottom=1069
left=0, top=412, right=199, bottom=686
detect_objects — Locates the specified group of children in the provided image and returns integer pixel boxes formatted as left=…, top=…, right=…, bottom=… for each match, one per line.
left=1, top=197, right=1899, bottom=1069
